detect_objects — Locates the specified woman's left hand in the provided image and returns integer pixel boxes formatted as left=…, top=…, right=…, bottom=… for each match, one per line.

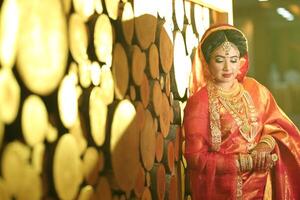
left=251, top=143, right=273, bottom=171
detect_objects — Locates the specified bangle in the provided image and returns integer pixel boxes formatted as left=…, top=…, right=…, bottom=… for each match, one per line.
left=239, top=154, right=245, bottom=172
left=259, top=135, right=276, bottom=151
left=239, top=154, right=253, bottom=172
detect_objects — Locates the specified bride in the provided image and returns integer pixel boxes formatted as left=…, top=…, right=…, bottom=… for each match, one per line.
left=183, top=24, right=300, bottom=199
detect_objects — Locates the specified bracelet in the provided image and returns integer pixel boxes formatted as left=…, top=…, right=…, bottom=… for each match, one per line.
left=259, top=135, right=276, bottom=151
left=239, top=154, right=253, bottom=172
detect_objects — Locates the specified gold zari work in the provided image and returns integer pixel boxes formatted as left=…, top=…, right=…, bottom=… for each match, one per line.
left=208, top=81, right=259, bottom=151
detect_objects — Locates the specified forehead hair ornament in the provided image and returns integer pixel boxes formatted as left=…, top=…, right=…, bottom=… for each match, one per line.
left=222, top=35, right=231, bottom=55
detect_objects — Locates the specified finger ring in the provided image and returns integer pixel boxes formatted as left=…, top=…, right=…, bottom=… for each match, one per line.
left=271, top=154, right=278, bottom=162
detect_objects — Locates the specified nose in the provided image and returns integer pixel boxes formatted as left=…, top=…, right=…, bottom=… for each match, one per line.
left=223, top=60, right=229, bottom=71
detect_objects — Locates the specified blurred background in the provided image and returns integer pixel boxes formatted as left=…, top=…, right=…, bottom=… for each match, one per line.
left=233, top=0, right=300, bottom=127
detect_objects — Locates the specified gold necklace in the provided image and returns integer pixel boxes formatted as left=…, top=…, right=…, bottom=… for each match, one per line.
left=208, top=81, right=259, bottom=150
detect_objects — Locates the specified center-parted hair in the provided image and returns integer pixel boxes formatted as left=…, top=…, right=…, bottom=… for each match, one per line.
left=201, top=29, right=247, bottom=63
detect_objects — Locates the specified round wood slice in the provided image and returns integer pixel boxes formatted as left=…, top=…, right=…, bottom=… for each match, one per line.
left=172, top=31, right=190, bottom=99
left=157, top=22, right=173, bottom=74
left=92, top=176, right=112, bottom=200
left=79, top=61, right=92, bottom=88
left=62, top=0, right=72, bottom=14
left=159, top=93, right=171, bottom=137
left=58, top=74, right=78, bottom=128
left=173, top=0, right=184, bottom=31
left=121, top=2, right=134, bottom=45
left=163, top=140, right=175, bottom=174
left=130, top=85, right=136, bottom=101
left=21, top=95, right=48, bottom=146
left=73, top=0, right=95, bottom=21
left=135, top=101, right=146, bottom=131
left=157, top=0, right=172, bottom=20
left=148, top=43, right=159, bottom=80
left=150, top=80, right=162, bottom=117
left=1, top=141, right=30, bottom=196
left=150, top=163, right=166, bottom=200
left=89, top=87, right=108, bottom=146
left=69, top=116, right=88, bottom=155
left=184, top=1, right=192, bottom=24
left=17, top=0, right=68, bottom=95
left=78, top=185, right=94, bottom=200
left=191, top=3, right=204, bottom=37
left=134, top=0, right=157, bottom=50
left=110, top=99, right=140, bottom=193
left=104, top=0, right=119, bottom=20
left=32, top=143, right=45, bottom=175
left=0, top=68, right=20, bottom=124
left=155, top=132, right=164, bottom=162
left=202, top=7, right=210, bottom=30
left=95, top=0, right=103, bottom=14
left=90, top=61, right=101, bottom=86
left=140, top=109, right=156, bottom=171
left=165, top=174, right=177, bottom=200
left=94, top=14, right=113, bottom=64
left=83, top=147, right=102, bottom=186
left=0, top=0, right=21, bottom=69
left=46, top=122, right=58, bottom=143
left=165, top=73, right=171, bottom=97
left=141, top=187, right=152, bottom=200
left=131, top=45, right=146, bottom=86
left=112, top=43, right=129, bottom=100
left=134, top=162, right=146, bottom=198
left=183, top=24, right=196, bottom=56
left=53, top=134, right=83, bottom=200
left=17, top=164, right=42, bottom=200
left=69, top=13, right=89, bottom=64
left=140, top=73, right=150, bottom=108
left=99, top=66, right=114, bottom=105
left=0, top=178, right=10, bottom=200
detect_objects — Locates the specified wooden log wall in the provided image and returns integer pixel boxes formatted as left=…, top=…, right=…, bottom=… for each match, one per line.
left=0, top=0, right=216, bottom=199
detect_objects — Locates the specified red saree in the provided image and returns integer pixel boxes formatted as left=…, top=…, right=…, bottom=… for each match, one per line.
left=184, top=25, right=300, bottom=200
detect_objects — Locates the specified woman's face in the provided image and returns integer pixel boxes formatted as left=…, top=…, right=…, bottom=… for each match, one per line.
left=208, top=42, right=241, bottom=89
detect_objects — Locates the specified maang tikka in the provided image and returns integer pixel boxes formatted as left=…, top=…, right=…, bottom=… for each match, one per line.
left=222, top=35, right=231, bottom=55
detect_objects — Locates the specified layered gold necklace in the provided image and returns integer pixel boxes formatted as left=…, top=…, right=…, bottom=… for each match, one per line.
left=207, top=81, right=258, bottom=151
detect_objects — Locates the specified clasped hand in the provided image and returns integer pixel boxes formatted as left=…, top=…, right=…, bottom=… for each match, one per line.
left=250, top=143, right=275, bottom=171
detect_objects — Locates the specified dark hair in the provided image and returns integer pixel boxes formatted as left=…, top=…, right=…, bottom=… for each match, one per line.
left=201, top=29, right=247, bottom=62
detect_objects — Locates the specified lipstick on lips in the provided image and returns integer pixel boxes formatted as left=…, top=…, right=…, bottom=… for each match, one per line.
left=222, top=73, right=232, bottom=78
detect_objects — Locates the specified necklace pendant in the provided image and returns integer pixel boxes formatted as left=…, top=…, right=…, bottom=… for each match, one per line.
left=240, top=123, right=251, bottom=135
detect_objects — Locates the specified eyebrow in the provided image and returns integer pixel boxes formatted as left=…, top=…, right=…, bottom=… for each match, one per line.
left=214, top=55, right=239, bottom=58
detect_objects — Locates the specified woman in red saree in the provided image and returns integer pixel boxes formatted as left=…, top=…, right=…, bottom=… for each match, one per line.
left=183, top=24, right=300, bottom=200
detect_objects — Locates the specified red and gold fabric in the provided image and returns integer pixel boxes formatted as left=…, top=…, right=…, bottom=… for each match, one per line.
left=184, top=24, right=300, bottom=200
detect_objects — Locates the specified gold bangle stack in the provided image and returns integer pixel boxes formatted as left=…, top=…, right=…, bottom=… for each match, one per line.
left=238, top=154, right=253, bottom=172
left=259, top=135, right=276, bottom=151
